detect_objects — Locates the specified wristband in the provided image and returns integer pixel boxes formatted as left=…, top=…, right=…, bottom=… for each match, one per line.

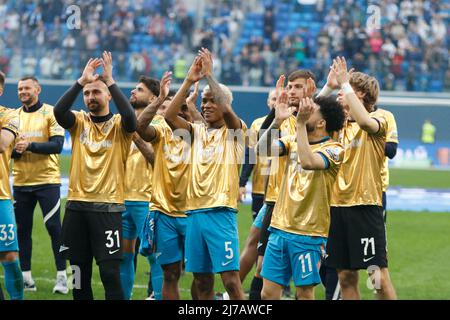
left=342, top=83, right=354, bottom=95
left=318, top=85, right=333, bottom=97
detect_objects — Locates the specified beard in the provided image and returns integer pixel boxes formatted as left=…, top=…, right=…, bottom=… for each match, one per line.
left=130, top=99, right=148, bottom=110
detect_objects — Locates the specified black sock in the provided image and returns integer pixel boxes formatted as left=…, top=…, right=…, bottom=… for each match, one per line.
left=249, top=276, right=263, bottom=300
left=70, top=260, right=93, bottom=300
left=98, top=260, right=124, bottom=300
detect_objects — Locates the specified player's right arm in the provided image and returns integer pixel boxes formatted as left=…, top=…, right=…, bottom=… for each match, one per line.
left=54, top=58, right=102, bottom=129
left=0, top=111, right=19, bottom=153
left=136, top=72, right=172, bottom=142
left=334, top=57, right=380, bottom=134
left=0, top=129, right=15, bottom=153
left=165, top=57, right=204, bottom=131
left=256, top=90, right=293, bottom=157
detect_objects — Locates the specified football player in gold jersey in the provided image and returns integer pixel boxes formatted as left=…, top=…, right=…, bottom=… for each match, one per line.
left=164, top=49, right=246, bottom=300
left=372, top=107, right=398, bottom=222
left=250, top=71, right=316, bottom=300
left=257, top=90, right=345, bottom=300
left=54, top=52, right=137, bottom=300
left=237, top=90, right=275, bottom=286
left=136, top=77, right=195, bottom=299
left=0, top=71, right=24, bottom=300
left=119, top=73, right=171, bottom=300
left=11, top=76, right=67, bottom=294
left=324, top=57, right=397, bottom=300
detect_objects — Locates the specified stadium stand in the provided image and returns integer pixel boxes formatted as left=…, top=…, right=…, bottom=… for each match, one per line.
left=0, top=0, right=448, bottom=91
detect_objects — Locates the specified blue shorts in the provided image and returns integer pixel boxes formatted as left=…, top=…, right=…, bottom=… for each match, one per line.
left=185, top=208, right=240, bottom=273
left=261, top=228, right=326, bottom=287
left=122, top=201, right=150, bottom=240
left=252, top=204, right=268, bottom=229
left=154, top=211, right=187, bottom=266
left=0, top=199, right=19, bottom=252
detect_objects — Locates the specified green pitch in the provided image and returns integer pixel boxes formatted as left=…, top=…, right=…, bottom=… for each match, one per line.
left=60, top=155, right=450, bottom=189
left=1, top=201, right=450, bottom=300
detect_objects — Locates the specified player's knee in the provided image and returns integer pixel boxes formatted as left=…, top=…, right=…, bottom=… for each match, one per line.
left=163, top=264, right=181, bottom=283
left=99, top=260, right=121, bottom=286
left=0, top=251, right=18, bottom=262
left=194, top=275, right=214, bottom=293
left=338, top=270, right=358, bottom=288
left=296, top=286, right=315, bottom=300
left=222, top=274, right=242, bottom=295
left=45, top=218, right=61, bottom=236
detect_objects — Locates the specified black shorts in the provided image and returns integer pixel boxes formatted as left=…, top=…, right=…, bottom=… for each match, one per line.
left=326, top=206, right=388, bottom=270
left=382, top=191, right=387, bottom=222
left=60, top=207, right=123, bottom=263
left=257, top=202, right=275, bottom=256
left=251, top=193, right=264, bottom=220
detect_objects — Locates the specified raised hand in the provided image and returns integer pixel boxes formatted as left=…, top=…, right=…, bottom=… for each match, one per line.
left=186, top=56, right=205, bottom=83
left=332, top=56, right=352, bottom=86
left=198, top=47, right=213, bottom=77
left=326, top=60, right=340, bottom=90
left=101, top=51, right=114, bottom=86
left=159, top=71, right=172, bottom=100
left=275, top=90, right=295, bottom=124
left=186, top=82, right=199, bottom=105
left=274, top=74, right=286, bottom=101
left=297, top=97, right=316, bottom=124
left=305, top=77, right=317, bottom=98
left=78, top=58, right=102, bottom=86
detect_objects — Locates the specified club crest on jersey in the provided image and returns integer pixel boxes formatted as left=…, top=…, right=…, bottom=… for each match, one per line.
left=324, top=147, right=341, bottom=162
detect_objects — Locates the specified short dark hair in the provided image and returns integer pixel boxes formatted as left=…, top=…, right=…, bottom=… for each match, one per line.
left=288, top=70, right=316, bottom=83
left=314, top=95, right=345, bottom=133
left=0, top=71, right=5, bottom=88
left=138, top=76, right=160, bottom=96
left=19, top=76, right=39, bottom=84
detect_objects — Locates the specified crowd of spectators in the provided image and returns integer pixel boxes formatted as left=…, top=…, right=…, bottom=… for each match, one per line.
left=0, top=0, right=449, bottom=92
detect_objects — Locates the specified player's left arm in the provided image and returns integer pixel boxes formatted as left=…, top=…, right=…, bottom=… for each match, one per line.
left=132, top=133, right=155, bottom=167
left=199, top=48, right=241, bottom=129
left=101, top=51, right=137, bottom=133
left=384, top=111, right=398, bottom=159
left=334, top=57, right=380, bottom=134
left=296, top=98, right=329, bottom=170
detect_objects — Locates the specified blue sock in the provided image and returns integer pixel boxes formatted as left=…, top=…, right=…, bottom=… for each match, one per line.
left=148, top=256, right=163, bottom=300
left=120, top=253, right=135, bottom=300
left=2, top=260, right=24, bottom=300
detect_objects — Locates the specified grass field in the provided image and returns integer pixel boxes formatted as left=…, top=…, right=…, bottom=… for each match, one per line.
left=1, top=202, right=450, bottom=300
left=2, top=156, right=450, bottom=300
left=58, top=155, right=450, bottom=189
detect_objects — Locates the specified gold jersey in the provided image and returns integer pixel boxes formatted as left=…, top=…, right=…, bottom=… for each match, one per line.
left=13, top=103, right=64, bottom=186
left=264, top=116, right=297, bottom=203
left=372, top=108, right=399, bottom=192
left=249, top=116, right=270, bottom=195
left=68, top=111, right=132, bottom=204
left=149, top=116, right=191, bottom=217
left=271, top=136, right=344, bottom=237
left=0, top=106, right=19, bottom=199
left=186, top=121, right=247, bottom=212
left=124, top=140, right=153, bottom=202
left=331, top=115, right=387, bottom=207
